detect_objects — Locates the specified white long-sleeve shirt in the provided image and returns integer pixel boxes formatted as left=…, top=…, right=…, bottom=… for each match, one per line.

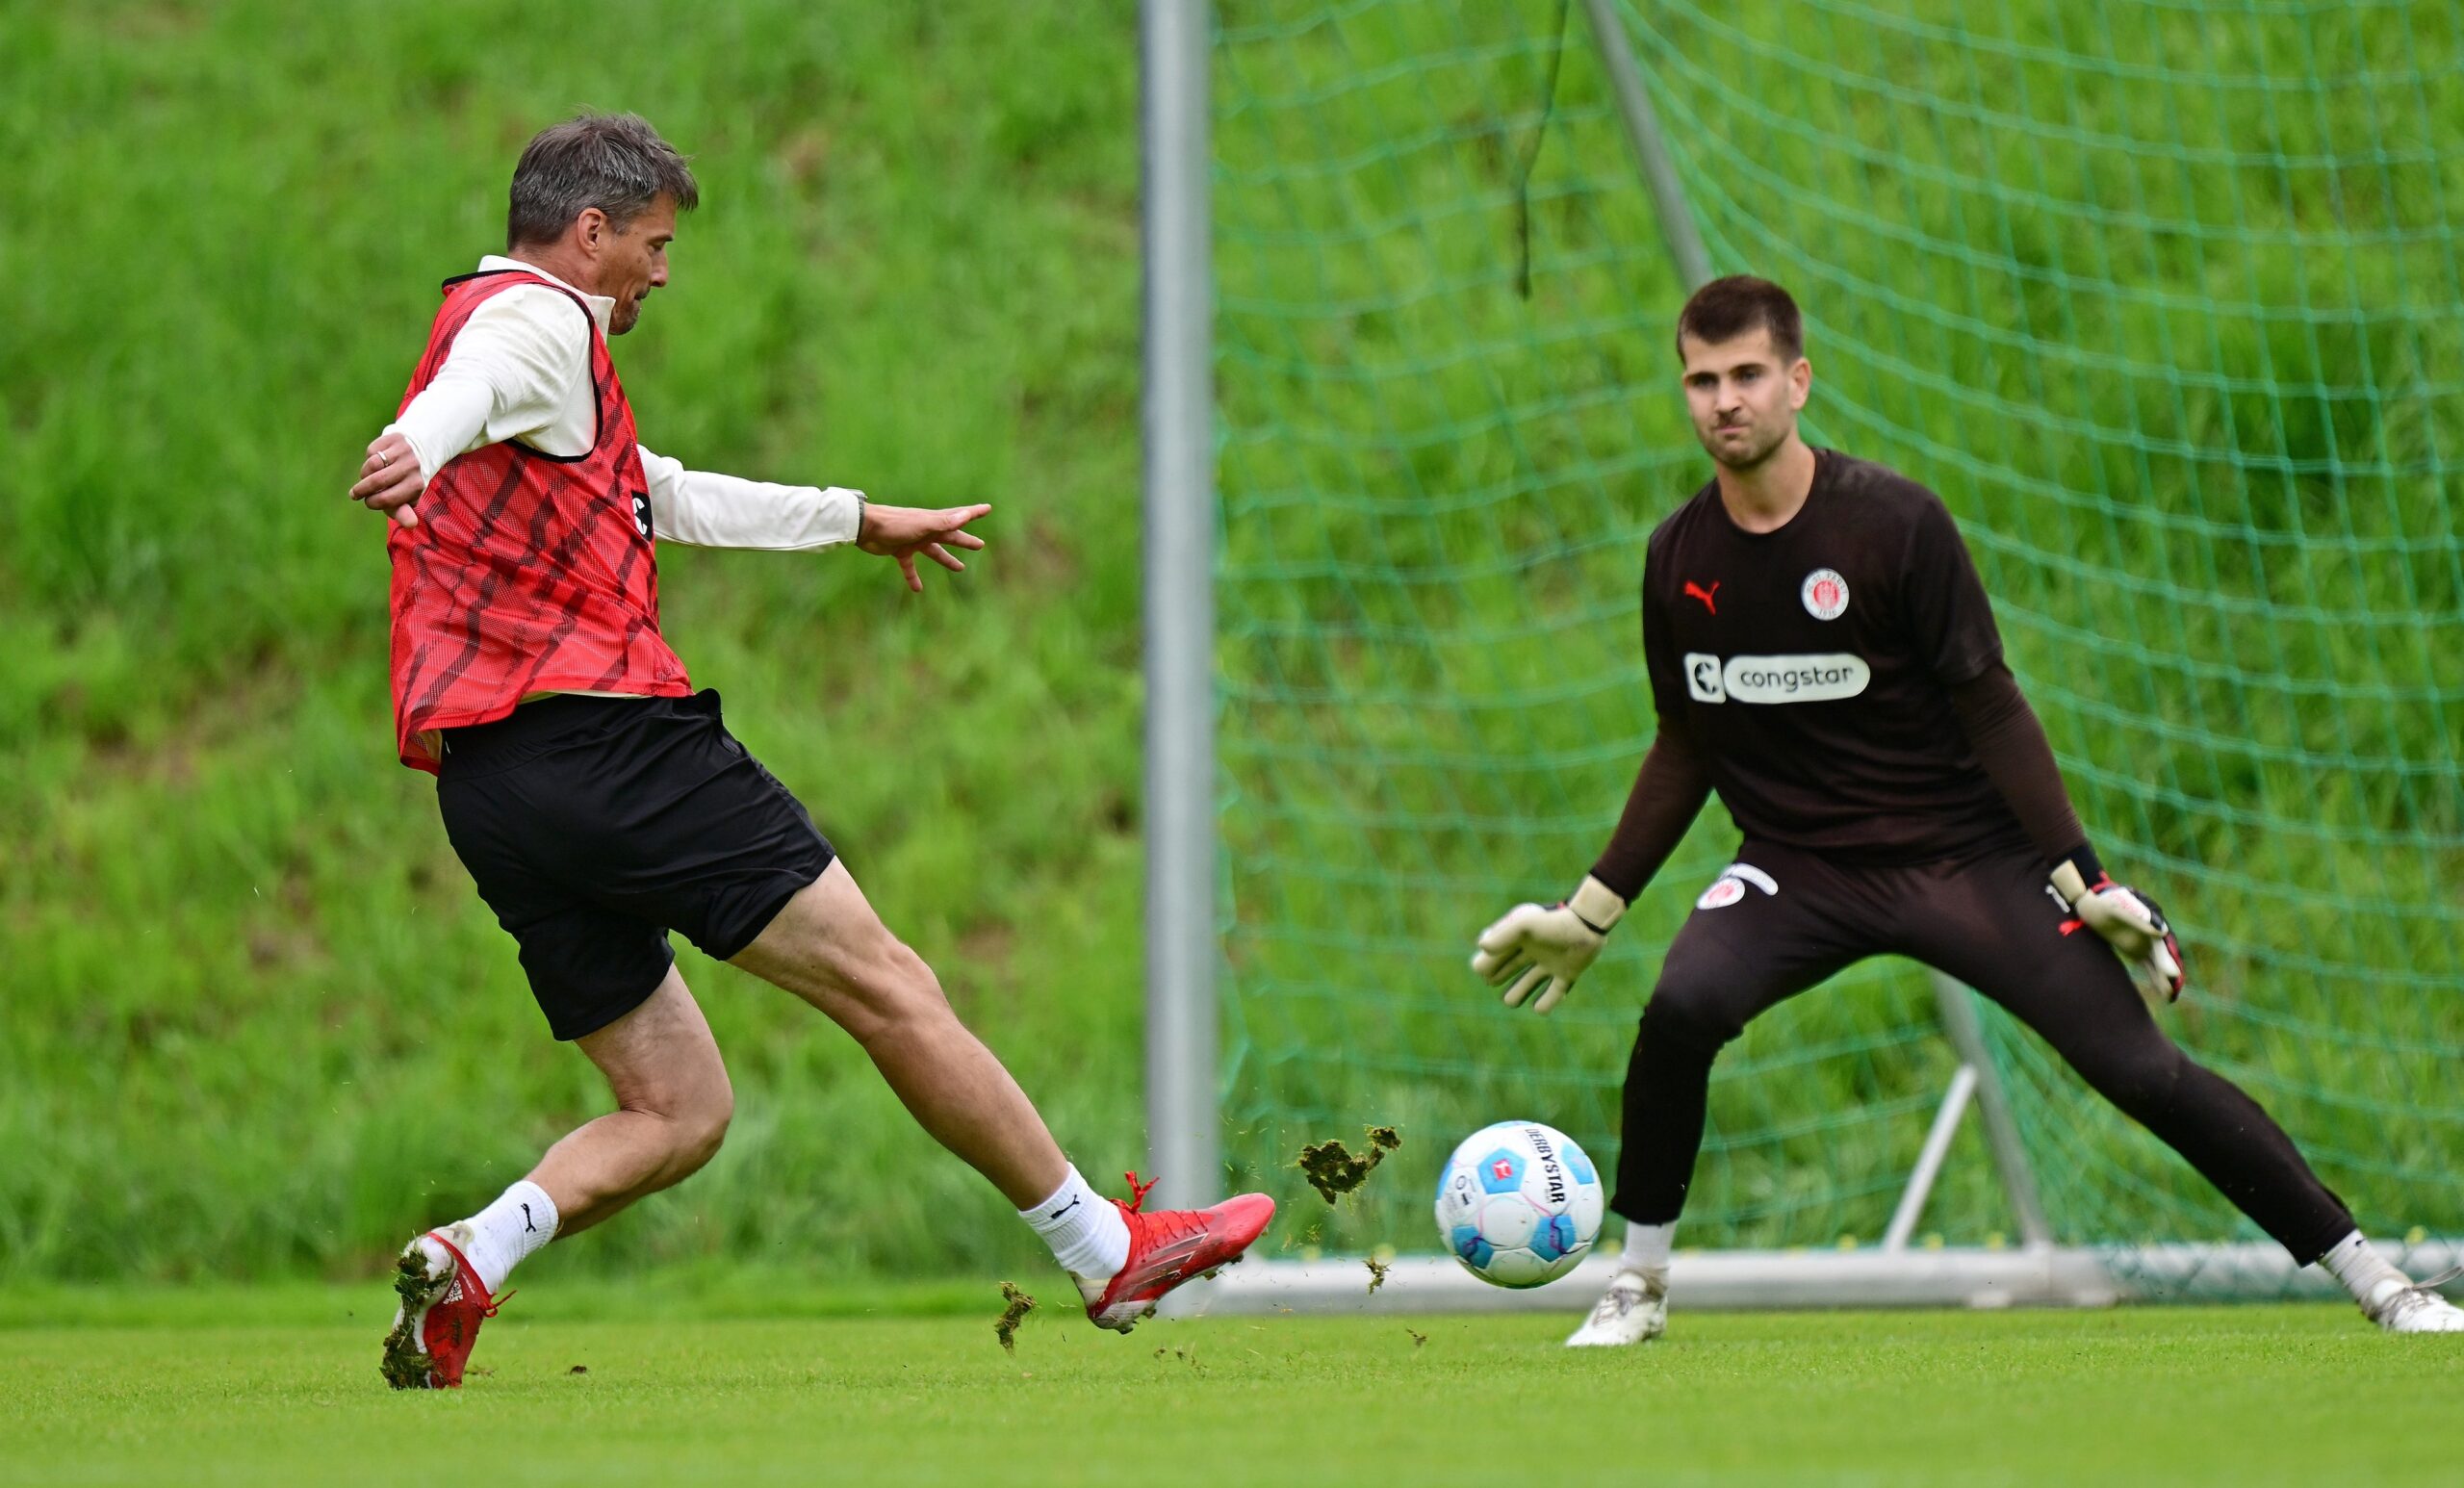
left=386, top=256, right=862, bottom=550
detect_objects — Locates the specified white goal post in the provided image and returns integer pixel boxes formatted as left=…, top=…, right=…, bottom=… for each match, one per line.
left=1140, top=0, right=1220, bottom=1217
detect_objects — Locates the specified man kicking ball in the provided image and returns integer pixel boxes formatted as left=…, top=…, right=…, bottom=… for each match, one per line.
left=349, top=113, right=1270, bottom=1388
left=1471, top=275, right=2461, bottom=1344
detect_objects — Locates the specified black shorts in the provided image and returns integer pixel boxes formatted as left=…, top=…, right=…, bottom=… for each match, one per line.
left=436, top=690, right=834, bottom=1040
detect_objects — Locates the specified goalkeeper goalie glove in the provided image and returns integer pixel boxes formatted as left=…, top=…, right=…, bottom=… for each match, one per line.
left=1471, top=875, right=1628, bottom=1014
left=2050, top=852, right=2184, bottom=1005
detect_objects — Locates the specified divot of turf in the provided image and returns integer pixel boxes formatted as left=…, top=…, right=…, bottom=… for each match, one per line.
left=1365, top=1258, right=1390, bottom=1295
left=376, top=1247, right=437, bottom=1391
left=994, top=1282, right=1038, bottom=1354
left=1405, top=1327, right=1427, bottom=1348
left=1296, top=1125, right=1401, bottom=1204
left=567, top=1366, right=588, bottom=1375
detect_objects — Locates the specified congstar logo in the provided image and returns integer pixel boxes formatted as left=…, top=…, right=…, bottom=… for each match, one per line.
left=1683, top=653, right=1871, bottom=705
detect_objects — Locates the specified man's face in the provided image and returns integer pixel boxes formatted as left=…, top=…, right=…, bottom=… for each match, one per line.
left=594, top=194, right=676, bottom=335
left=1679, top=326, right=1810, bottom=472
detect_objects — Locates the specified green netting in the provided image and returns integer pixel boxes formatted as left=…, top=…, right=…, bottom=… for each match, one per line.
left=1210, top=0, right=2464, bottom=1287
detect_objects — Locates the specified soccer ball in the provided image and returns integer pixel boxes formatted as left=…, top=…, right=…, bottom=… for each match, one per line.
left=1433, top=1119, right=1604, bottom=1287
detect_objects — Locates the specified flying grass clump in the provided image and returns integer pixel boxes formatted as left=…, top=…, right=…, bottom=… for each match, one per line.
left=1296, top=1125, right=1402, bottom=1204
left=993, top=1282, right=1038, bottom=1354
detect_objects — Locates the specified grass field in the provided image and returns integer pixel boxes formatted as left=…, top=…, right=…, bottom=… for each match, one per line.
left=4, top=1284, right=2456, bottom=1487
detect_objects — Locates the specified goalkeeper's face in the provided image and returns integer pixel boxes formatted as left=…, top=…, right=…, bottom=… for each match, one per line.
left=1680, top=329, right=1810, bottom=473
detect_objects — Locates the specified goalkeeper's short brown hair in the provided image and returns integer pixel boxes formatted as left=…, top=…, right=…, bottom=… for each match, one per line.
left=1675, top=275, right=1803, bottom=362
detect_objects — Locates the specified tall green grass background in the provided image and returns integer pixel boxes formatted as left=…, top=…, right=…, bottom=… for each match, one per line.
left=2, top=0, right=1148, bottom=1282
left=5, top=0, right=2459, bottom=1288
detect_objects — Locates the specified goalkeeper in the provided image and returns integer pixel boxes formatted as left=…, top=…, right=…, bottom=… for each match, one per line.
left=1472, top=275, right=2461, bottom=1345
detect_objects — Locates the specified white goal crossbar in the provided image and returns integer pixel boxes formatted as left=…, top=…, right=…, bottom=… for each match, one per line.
left=1168, top=1239, right=2464, bottom=1318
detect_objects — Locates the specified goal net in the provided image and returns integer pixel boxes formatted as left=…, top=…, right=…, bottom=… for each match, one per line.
left=1200, top=0, right=2464, bottom=1305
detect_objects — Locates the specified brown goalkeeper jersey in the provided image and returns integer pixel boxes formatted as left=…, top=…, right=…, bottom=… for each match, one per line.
left=1636, top=448, right=2038, bottom=866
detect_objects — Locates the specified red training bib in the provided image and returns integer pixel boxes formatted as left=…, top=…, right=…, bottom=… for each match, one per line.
left=386, top=270, right=690, bottom=771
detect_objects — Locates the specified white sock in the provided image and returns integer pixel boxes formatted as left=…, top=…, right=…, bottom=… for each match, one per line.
left=2318, top=1229, right=2408, bottom=1308
left=445, top=1180, right=560, bottom=1294
left=1019, top=1165, right=1131, bottom=1280
left=1620, top=1221, right=1675, bottom=1276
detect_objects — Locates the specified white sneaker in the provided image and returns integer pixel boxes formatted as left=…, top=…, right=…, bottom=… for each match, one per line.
left=2364, top=1279, right=2464, bottom=1334
left=1565, top=1267, right=1667, bottom=1347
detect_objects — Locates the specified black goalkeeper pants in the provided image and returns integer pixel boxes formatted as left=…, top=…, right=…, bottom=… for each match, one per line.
left=1611, top=840, right=2355, bottom=1265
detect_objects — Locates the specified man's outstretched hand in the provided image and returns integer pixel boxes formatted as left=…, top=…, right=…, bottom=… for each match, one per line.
left=350, top=432, right=424, bottom=527
left=858, top=501, right=990, bottom=592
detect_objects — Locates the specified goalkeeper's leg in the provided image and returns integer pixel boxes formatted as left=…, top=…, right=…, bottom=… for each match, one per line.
left=730, top=860, right=1272, bottom=1329
left=1580, top=844, right=1867, bottom=1346
left=1903, top=845, right=2460, bottom=1333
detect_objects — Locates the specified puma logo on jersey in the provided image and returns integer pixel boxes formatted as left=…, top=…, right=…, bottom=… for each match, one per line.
left=1683, top=580, right=1720, bottom=615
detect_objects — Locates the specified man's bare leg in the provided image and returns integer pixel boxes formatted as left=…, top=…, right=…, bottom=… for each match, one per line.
left=729, top=860, right=1064, bottom=1207
left=727, top=859, right=1274, bottom=1331
left=382, top=969, right=734, bottom=1387
left=528, top=967, right=736, bottom=1236
left=407, top=970, right=732, bottom=1276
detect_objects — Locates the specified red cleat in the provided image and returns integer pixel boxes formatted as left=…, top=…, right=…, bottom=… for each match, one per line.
left=379, top=1226, right=507, bottom=1390
left=1080, top=1173, right=1275, bottom=1333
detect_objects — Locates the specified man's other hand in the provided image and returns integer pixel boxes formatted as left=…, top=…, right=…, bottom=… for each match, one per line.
left=2051, top=858, right=2185, bottom=1005
left=351, top=433, right=424, bottom=527
left=857, top=502, right=991, bottom=592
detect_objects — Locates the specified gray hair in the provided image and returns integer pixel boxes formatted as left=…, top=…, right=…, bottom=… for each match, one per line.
left=505, top=113, right=699, bottom=248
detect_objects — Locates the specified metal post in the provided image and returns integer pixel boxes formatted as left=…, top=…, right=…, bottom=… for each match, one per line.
left=1578, top=0, right=1714, bottom=290
left=1881, top=1063, right=1977, bottom=1252
left=1928, top=971, right=2055, bottom=1248
left=1142, top=0, right=1219, bottom=1210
